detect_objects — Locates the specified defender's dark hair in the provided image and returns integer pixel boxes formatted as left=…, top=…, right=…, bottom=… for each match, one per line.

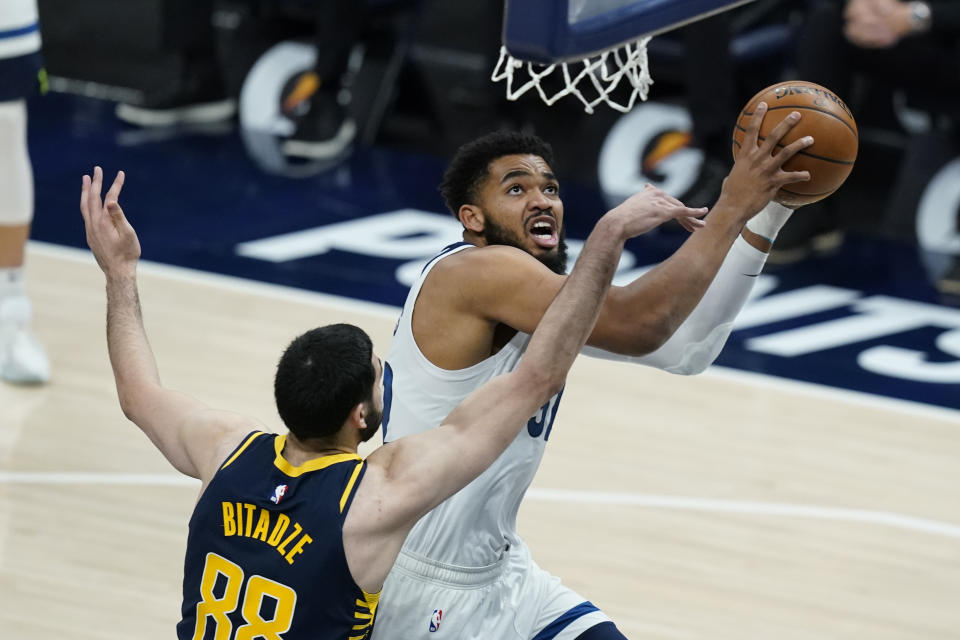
left=274, top=323, right=375, bottom=440
left=439, top=130, right=554, bottom=219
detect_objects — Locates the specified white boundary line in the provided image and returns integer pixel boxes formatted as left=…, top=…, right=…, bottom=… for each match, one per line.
left=2, top=470, right=958, bottom=539
left=30, top=241, right=401, bottom=320
left=705, top=365, right=960, bottom=423
left=0, top=472, right=198, bottom=486
left=32, top=241, right=960, bottom=423
left=526, top=488, right=960, bottom=539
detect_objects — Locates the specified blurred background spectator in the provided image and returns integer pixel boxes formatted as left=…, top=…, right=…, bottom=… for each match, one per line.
left=271, top=0, right=366, bottom=161
left=777, top=0, right=960, bottom=270
left=0, top=0, right=51, bottom=384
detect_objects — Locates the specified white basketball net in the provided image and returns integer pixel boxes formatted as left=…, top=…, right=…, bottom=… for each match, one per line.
left=491, top=37, right=653, bottom=114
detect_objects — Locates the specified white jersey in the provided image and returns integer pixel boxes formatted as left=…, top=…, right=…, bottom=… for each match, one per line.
left=0, top=0, right=41, bottom=60
left=383, top=242, right=563, bottom=568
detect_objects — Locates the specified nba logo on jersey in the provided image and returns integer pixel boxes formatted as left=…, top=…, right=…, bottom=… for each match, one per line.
left=270, top=484, right=288, bottom=504
left=428, top=609, right=442, bottom=632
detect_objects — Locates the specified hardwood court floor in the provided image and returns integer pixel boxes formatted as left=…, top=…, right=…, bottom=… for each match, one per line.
left=1, top=244, right=959, bottom=639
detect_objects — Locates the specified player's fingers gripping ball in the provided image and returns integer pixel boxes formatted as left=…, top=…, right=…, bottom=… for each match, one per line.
left=732, top=80, right=859, bottom=207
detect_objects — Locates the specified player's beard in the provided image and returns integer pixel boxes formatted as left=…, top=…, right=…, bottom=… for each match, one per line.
left=482, top=215, right=568, bottom=275
left=358, top=399, right=382, bottom=443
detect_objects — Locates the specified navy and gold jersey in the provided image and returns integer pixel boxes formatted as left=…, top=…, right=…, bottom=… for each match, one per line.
left=176, top=431, right=378, bottom=640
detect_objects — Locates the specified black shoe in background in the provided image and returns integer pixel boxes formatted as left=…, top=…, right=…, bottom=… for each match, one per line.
left=116, top=63, right=236, bottom=127
left=280, top=71, right=356, bottom=161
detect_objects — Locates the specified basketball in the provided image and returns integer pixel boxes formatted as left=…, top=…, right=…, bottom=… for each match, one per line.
left=732, top=80, right=858, bottom=207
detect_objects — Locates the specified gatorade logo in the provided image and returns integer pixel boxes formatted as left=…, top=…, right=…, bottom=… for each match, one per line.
left=598, top=102, right=702, bottom=209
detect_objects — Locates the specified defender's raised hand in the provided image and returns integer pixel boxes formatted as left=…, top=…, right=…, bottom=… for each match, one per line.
left=80, top=167, right=140, bottom=277
left=607, top=183, right=708, bottom=237
left=720, top=101, right=814, bottom=219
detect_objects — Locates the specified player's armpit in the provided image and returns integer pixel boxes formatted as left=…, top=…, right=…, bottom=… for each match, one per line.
left=126, top=386, right=258, bottom=483
left=340, top=460, right=406, bottom=593
left=178, top=408, right=263, bottom=485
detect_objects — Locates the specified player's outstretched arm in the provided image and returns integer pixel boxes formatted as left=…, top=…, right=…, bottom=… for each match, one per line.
left=80, top=167, right=257, bottom=484
left=345, top=210, right=634, bottom=592
left=581, top=201, right=793, bottom=374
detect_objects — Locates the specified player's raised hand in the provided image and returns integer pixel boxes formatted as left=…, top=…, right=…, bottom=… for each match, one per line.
left=606, top=183, right=708, bottom=238
left=80, top=167, right=141, bottom=277
left=720, top=102, right=814, bottom=219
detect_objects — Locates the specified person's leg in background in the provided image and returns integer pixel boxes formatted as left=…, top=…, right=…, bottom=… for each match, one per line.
left=679, top=10, right=738, bottom=209
left=780, top=0, right=960, bottom=263
left=794, top=0, right=850, bottom=97
left=115, top=0, right=237, bottom=127
left=768, top=0, right=849, bottom=262
left=281, top=0, right=367, bottom=160
left=0, top=98, right=50, bottom=384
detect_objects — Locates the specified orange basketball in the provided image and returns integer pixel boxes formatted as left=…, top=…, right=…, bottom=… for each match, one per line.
left=732, top=80, right=858, bottom=207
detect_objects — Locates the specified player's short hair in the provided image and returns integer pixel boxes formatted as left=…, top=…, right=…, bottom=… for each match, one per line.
left=440, top=130, right=555, bottom=219
left=274, top=323, right=375, bottom=440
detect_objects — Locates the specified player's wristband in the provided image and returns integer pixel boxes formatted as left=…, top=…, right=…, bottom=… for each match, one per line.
left=745, top=201, right=793, bottom=243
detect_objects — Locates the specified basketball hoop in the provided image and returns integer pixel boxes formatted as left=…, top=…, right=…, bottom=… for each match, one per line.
left=491, top=37, right=653, bottom=114
left=493, top=0, right=756, bottom=114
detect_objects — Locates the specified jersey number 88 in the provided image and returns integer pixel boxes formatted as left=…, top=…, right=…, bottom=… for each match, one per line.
left=192, top=552, right=297, bottom=640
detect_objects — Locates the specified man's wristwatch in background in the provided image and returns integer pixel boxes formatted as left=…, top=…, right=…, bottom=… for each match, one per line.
left=909, top=1, right=933, bottom=33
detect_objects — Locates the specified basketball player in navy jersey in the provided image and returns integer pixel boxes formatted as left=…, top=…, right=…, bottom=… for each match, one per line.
left=79, top=164, right=703, bottom=638
left=372, top=111, right=815, bottom=638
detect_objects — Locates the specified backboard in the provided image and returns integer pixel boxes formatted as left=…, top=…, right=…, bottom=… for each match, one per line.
left=493, top=0, right=759, bottom=113
left=503, top=0, right=758, bottom=64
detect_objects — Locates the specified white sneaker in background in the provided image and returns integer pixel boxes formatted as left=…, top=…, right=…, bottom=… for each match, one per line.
left=0, top=294, right=50, bottom=384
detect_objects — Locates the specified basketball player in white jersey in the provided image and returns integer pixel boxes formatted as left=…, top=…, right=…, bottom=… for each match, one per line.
left=372, top=111, right=816, bottom=638
left=0, top=0, right=49, bottom=383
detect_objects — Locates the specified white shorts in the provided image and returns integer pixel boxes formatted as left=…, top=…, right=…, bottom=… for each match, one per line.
left=370, top=540, right=611, bottom=640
